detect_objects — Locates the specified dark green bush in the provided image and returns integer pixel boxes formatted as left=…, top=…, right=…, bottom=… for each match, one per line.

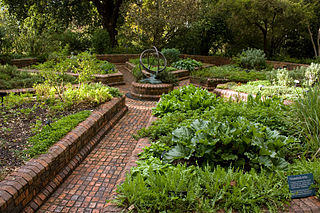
left=161, top=48, right=180, bottom=65
left=91, top=29, right=111, bottom=54
left=172, top=58, right=202, bottom=71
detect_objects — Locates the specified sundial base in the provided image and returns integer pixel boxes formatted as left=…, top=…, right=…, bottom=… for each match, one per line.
left=140, top=75, right=162, bottom=84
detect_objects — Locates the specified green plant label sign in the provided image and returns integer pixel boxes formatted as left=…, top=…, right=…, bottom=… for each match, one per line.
left=288, top=173, right=315, bottom=199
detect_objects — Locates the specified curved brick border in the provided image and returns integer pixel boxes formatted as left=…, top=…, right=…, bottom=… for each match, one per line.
left=0, top=96, right=128, bottom=213
left=131, top=82, right=173, bottom=101
left=125, top=61, right=191, bottom=81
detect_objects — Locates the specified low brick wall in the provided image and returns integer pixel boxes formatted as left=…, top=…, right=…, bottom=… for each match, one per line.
left=11, top=58, right=38, bottom=68
left=96, top=54, right=139, bottom=63
left=0, top=96, right=128, bottom=213
left=131, top=82, right=173, bottom=101
left=213, top=88, right=293, bottom=105
left=190, top=77, right=230, bottom=91
left=18, top=69, right=124, bottom=86
left=266, top=60, right=309, bottom=70
left=181, top=54, right=232, bottom=66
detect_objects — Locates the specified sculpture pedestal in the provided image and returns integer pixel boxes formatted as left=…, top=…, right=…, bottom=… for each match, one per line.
left=131, top=82, right=173, bottom=101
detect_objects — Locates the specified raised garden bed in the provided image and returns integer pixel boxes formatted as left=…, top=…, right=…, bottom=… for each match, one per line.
left=0, top=95, right=127, bottom=213
left=18, top=69, right=124, bottom=86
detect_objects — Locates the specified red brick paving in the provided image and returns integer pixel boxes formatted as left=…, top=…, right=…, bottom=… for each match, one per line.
left=36, top=65, right=156, bottom=213
left=35, top=64, right=320, bottom=213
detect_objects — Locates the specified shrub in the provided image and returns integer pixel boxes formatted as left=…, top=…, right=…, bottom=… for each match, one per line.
left=237, top=48, right=266, bottom=70
left=161, top=48, right=180, bottom=65
left=91, top=29, right=111, bottom=54
left=172, top=58, right=202, bottom=71
left=0, top=64, right=44, bottom=89
left=304, top=63, right=320, bottom=86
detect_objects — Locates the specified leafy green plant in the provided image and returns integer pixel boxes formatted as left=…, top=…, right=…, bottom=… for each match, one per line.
left=25, top=110, right=91, bottom=158
left=172, top=58, right=202, bottom=71
left=304, top=63, right=320, bottom=86
left=161, top=48, right=180, bottom=65
left=116, top=164, right=291, bottom=212
left=236, top=48, right=266, bottom=70
left=162, top=117, right=293, bottom=169
left=153, top=85, right=219, bottom=117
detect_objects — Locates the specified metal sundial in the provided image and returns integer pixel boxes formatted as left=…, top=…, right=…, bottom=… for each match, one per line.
left=139, top=46, right=167, bottom=84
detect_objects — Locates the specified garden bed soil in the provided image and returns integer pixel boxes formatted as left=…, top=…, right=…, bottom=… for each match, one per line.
left=0, top=101, right=97, bottom=181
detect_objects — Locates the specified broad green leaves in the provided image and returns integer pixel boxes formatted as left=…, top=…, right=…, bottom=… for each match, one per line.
left=162, top=117, right=293, bottom=169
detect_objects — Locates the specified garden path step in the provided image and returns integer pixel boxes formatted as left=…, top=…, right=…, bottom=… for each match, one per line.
left=34, top=64, right=156, bottom=212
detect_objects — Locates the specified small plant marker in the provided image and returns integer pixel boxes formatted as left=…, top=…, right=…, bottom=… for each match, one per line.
left=288, top=173, right=315, bottom=199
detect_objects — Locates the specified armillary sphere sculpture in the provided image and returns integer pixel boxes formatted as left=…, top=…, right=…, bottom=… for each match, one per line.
left=139, top=46, right=167, bottom=84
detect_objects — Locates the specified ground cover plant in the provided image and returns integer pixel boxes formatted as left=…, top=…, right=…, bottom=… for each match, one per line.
left=192, top=64, right=268, bottom=83
left=114, top=85, right=320, bottom=212
left=0, top=82, right=121, bottom=181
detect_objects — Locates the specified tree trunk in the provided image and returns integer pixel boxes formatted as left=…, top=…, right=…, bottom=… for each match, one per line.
left=307, top=24, right=318, bottom=57
left=263, top=31, right=268, bottom=57
left=91, top=0, right=123, bottom=47
left=317, top=27, right=320, bottom=57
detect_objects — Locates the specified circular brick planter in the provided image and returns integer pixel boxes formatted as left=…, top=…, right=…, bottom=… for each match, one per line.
left=131, top=82, right=173, bottom=101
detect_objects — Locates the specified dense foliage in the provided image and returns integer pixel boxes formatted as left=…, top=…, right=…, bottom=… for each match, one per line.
left=172, top=58, right=203, bottom=71
left=33, top=51, right=116, bottom=75
left=0, top=65, right=44, bottom=89
left=115, top=85, right=320, bottom=212
left=161, top=48, right=181, bottom=65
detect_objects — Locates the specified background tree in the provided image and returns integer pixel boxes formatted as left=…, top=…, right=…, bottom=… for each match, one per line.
left=1, top=0, right=121, bottom=46
left=225, top=0, right=303, bottom=57
left=118, top=0, right=200, bottom=49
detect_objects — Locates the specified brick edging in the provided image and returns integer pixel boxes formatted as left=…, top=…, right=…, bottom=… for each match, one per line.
left=17, top=69, right=125, bottom=86
left=0, top=96, right=128, bottom=213
left=213, top=88, right=293, bottom=105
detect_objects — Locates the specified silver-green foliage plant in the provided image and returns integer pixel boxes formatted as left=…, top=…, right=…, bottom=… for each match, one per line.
left=239, top=48, right=266, bottom=70
left=304, top=63, right=320, bottom=86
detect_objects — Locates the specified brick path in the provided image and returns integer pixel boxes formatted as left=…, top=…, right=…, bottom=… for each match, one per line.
left=37, top=65, right=156, bottom=213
